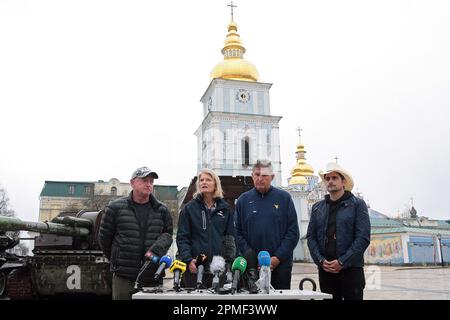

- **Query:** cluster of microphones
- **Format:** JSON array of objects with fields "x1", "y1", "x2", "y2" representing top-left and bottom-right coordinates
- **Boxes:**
[{"x1": 136, "y1": 248, "x2": 273, "y2": 294}]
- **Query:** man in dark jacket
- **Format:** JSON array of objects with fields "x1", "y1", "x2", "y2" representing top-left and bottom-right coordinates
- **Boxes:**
[
  {"x1": 307, "y1": 162, "x2": 370, "y2": 300},
  {"x1": 235, "y1": 160, "x2": 300, "y2": 289},
  {"x1": 99, "y1": 166, "x2": 173, "y2": 300}
]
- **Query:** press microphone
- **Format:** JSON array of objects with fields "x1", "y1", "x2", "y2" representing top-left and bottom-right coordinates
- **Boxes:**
[
  {"x1": 243, "y1": 249, "x2": 258, "y2": 293},
  {"x1": 169, "y1": 260, "x2": 187, "y2": 291},
  {"x1": 195, "y1": 253, "x2": 208, "y2": 289},
  {"x1": 134, "y1": 251, "x2": 161, "y2": 289},
  {"x1": 221, "y1": 234, "x2": 236, "y2": 263},
  {"x1": 221, "y1": 235, "x2": 236, "y2": 285},
  {"x1": 154, "y1": 255, "x2": 173, "y2": 280},
  {"x1": 231, "y1": 256, "x2": 247, "y2": 294},
  {"x1": 210, "y1": 255, "x2": 226, "y2": 292},
  {"x1": 257, "y1": 251, "x2": 271, "y2": 293},
  {"x1": 144, "y1": 250, "x2": 160, "y2": 264}
]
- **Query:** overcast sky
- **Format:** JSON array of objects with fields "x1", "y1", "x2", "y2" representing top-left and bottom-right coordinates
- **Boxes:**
[{"x1": 1, "y1": 0, "x2": 449, "y2": 222}]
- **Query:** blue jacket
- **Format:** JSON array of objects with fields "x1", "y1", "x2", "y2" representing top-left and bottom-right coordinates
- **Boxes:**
[
  {"x1": 307, "y1": 193, "x2": 371, "y2": 269},
  {"x1": 176, "y1": 195, "x2": 235, "y2": 264},
  {"x1": 235, "y1": 186, "x2": 300, "y2": 269}
]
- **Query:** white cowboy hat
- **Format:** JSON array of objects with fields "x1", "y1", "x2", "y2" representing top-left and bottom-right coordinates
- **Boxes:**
[{"x1": 318, "y1": 162, "x2": 354, "y2": 191}]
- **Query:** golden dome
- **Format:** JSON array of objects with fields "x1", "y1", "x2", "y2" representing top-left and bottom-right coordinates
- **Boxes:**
[
  {"x1": 210, "y1": 21, "x2": 259, "y2": 82},
  {"x1": 289, "y1": 175, "x2": 308, "y2": 185},
  {"x1": 289, "y1": 141, "x2": 315, "y2": 186}
]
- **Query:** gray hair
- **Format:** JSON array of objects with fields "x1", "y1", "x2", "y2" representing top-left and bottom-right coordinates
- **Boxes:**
[{"x1": 252, "y1": 160, "x2": 273, "y2": 173}]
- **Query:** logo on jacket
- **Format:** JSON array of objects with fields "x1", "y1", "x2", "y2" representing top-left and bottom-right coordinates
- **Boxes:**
[
  {"x1": 217, "y1": 211, "x2": 224, "y2": 218},
  {"x1": 274, "y1": 204, "x2": 279, "y2": 209}
]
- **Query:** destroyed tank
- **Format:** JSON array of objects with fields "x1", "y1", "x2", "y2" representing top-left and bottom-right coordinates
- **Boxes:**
[
  {"x1": 0, "y1": 211, "x2": 111, "y2": 299},
  {"x1": 0, "y1": 232, "x2": 21, "y2": 296}
]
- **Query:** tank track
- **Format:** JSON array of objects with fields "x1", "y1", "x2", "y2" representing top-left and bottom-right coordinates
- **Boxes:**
[{"x1": 6, "y1": 268, "x2": 33, "y2": 300}]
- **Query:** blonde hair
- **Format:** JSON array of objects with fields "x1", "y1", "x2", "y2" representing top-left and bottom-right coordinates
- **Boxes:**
[{"x1": 193, "y1": 168, "x2": 224, "y2": 199}]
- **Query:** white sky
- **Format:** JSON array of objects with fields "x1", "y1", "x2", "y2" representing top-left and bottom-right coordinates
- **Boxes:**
[{"x1": 1, "y1": 0, "x2": 449, "y2": 222}]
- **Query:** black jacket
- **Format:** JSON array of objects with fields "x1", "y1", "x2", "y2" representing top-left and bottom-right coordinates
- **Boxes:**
[
  {"x1": 176, "y1": 195, "x2": 235, "y2": 265},
  {"x1": 98, "y1": 192, "x2": 173, "y2": 280},
  {"x1": 307, "y1": 192, "x2": 370, "y2": 269}
]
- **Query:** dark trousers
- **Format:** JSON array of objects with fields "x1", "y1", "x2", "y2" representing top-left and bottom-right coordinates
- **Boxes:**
[
  {"x1": 271, "y1": 266, "x2": 292, "y2": 290},
  {"x1": 319, "y1": 267, "x2": 365, "y2": 300},
  {"x1": 112, "y1": 273, "x2": 161, "y2": 300}
]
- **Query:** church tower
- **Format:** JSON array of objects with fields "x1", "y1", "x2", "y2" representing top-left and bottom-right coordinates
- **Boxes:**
[
  {"x1": 195, "y1": 5, "x2": 282, "y2": 185},
  {"x1": 285, "y1": 128, "x2": 323, "y2": 261}
]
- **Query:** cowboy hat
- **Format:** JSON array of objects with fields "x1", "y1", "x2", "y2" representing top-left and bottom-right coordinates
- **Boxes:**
[{"x1": 318, "y1": 162, "x2": 354, "y2": 191}]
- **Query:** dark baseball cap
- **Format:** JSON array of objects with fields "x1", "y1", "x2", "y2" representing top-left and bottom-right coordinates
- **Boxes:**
[{"x1": 131, "y1": 166, "x2": 159, "y2": 180}]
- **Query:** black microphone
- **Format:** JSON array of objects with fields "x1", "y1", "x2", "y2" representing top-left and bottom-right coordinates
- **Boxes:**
[
  {"x1": 243, "y1": 249, "x2": 259, "y2": 293},
  {"x1": 221, "y1": 235, "x2": 236, "y2": 263},
  {"x1": 195, "y1": 253, "x2": 208, "y2": 289},
  {"x1": 221, "y1": 235, "x2": 236, "y2": 284}
]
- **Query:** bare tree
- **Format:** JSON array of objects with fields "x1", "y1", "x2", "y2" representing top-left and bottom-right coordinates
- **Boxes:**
[
  {"x1": 81, "y1": 190, "x2": 118, "y2": 211},
  {"x1": 0, "y1": 185, "x2": 29, "y2": 254},
  {"x1": 0, "y1": 185, "x2": 15, "y2": 218}
]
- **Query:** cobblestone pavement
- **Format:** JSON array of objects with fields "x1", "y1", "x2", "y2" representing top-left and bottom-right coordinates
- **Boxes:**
[{"x1": 291, "y1": 262, "x2": 450, "y2": 300}]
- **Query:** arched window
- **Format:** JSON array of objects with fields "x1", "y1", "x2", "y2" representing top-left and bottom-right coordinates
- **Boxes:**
[
  {"x1": 111, "y1": 187, "x2": 117, "y2": 196},
  {"x1": 242, "y1": 136, "x2": 250, "y2": 166}
]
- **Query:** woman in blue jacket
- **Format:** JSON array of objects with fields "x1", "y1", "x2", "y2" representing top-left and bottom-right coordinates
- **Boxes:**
[{"x1": 176, "y1": 168, "x2": 235, "y2": 288}]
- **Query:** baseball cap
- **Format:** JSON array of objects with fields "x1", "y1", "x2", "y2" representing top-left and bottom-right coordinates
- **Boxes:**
[{"x1": 131, "y1": 166, "x2": 159, "y2": 180}]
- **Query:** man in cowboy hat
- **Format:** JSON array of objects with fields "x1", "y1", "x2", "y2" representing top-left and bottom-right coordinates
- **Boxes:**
[{"x1": 306, "y1": 162, "x2": 370, "y2": 300}]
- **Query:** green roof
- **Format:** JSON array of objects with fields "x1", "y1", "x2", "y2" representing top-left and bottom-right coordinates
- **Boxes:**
[
  {"x1": 372, "y1": 227, "x2": 450, "y2": 236},
  {"x1": 370, "y1": 217, "x2": 404, "y2": 228},
  {"x1": 40, "y1": 181, "x2": 94, "y2": 198}
]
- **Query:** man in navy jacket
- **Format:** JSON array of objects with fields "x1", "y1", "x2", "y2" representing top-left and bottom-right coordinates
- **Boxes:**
[
  {"x1": 235, "y1": 160, "x2": 300, "y2": 289},
  {"x1": 307, "y1": 162, "x2": 370, "y2": 300}
]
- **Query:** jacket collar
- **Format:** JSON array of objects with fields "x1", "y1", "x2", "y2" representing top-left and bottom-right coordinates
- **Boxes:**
[
  {"x1": 325, "y1": 191, "x2": 354, "y2": 205},
  {"x1": 253, "y1": 185, "x2": 274, "y2": 197},
  {"x1": 194, "y1": 194, "x2": 228, "y2": 210},
  {"x1": 127, "y1": 191, "x2": 163, "y2": 210}
]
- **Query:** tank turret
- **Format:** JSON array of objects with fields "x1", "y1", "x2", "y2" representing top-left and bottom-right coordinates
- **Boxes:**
[{"x1": 0, "y1": 211, "x2": 111, "y2": 299}]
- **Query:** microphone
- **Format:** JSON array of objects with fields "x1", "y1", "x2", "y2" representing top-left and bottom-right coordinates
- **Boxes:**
[
  {"x1": 231, "y1": 256, "x2": 247, "y2": 294},
  {"x1": 220, "y1": 235, "x2": 236, "y2": 263},
  {"x1": 210, "y1": 255, "x2": 226, "y2": 292},
  {"x1": 195, "y1": 253, "x2": 208, "y2": 289},
  {"x1": 257, "y1": 251, "x2": 271, "y2": 293},
  {"x1": 133, "y1": 250, "x2": 160, "y2": 289},
  {"x1": 243, "y1": 249, "x2": 258, "y2": 293},
  {"x1": 169, "y1": 260, "x2": 187, "y2": 291},
  {"x1": 258, "y1": 250, "x2": 271, "y2": 267},
  {"x1": 221, "y1": 235, "x2": 236, "y2": 285},
  {"x1": 154, "y1": 255, "x2": 173, "y2": 280},
  {"x1": 144, "y1": 250, "x2": 160, "y2": 264}
]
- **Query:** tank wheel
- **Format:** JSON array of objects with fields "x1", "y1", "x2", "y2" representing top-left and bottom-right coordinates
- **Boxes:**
[
  {"x1": 6, "y1": 268, "x2": 33, "y2": 300},
  {"x1": 0, "y1": 271, "x2": 7, "y2": 296}
]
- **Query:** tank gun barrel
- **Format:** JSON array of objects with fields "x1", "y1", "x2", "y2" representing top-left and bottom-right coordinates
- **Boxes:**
[{"x1": 0, "y1": 216, "x2": 90, "y2": 236}]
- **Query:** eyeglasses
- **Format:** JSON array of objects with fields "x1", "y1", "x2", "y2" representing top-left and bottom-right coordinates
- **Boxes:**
[{"x1": 253, "y1": 173, "x2": 272, "y2": 178}]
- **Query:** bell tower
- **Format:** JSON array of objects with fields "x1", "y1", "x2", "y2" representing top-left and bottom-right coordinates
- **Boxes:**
[{"x1": 195, "y1": 4, "x2": 282, "y2": 185}]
